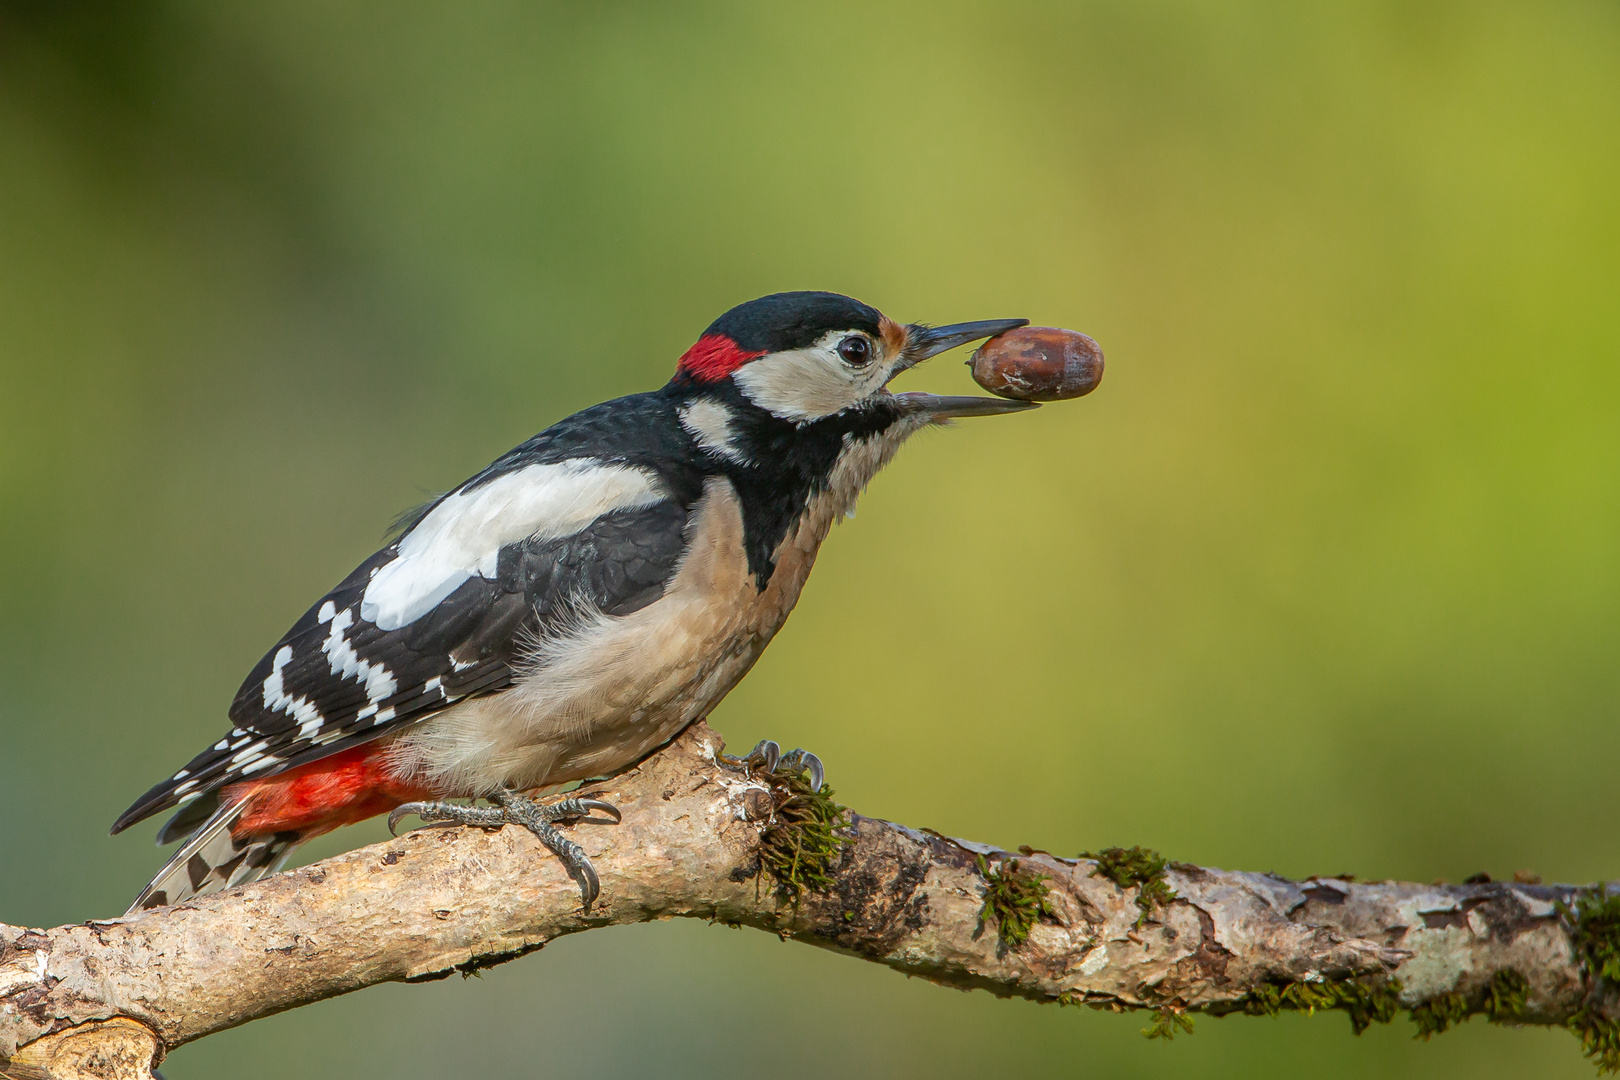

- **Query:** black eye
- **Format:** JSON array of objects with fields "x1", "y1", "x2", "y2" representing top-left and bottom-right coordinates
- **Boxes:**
[{"x1": 837, "y1": 336, "x2": 872, "y2": 366}]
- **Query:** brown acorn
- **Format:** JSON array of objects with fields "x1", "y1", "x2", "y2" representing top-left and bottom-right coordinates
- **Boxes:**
[{"x1": 968, "y1": 326, "x2": 1104, "y2": 402}]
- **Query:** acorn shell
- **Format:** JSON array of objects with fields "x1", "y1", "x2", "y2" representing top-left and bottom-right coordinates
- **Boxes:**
[{"x1": 969, "y1": 326, "x2": 1104, "y2": 402}]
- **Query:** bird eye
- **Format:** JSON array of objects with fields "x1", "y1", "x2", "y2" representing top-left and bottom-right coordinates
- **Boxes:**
[{"x1": 837, "y1": 336, "x2": 872, "y2": 366}]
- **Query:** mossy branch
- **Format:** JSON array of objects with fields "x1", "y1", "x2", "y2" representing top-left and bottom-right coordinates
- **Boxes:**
[
  {"x1": 1079, "y1": 846, "x2": 1176, "y2": 927},
  {"x1": 758, "y1": 771, "x2": 850, "y2": 905},
  {"x1": 976, "y1": 855, "x2": 1054, "y2": 948},
  {"x1": 3, "y1": 721, "x2": 1618, "y2": 1079}
]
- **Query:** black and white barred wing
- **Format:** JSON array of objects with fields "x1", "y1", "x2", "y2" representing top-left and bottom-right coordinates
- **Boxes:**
[{"x1": 112, "y1": 458, "x2": 690, "y2": 835}]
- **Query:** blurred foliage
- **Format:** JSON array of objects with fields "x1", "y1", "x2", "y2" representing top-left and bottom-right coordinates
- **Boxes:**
[{"x1": 1, "y1": 1, "x2": 1618, "y2": 1077}]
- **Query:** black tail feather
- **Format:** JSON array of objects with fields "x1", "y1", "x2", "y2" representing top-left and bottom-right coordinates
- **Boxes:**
[{"x1": 127, "y1": 796, "x2": 303, "y2": 914}]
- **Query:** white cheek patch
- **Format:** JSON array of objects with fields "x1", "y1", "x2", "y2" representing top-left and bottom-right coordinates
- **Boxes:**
[
  {"x1": 361, "y1": 459, "x2": 664, "y2": 630},
  {"x1": 679, "y1": 399, "x2": 749, "y2": 464},
  {"x1": 732, "y1": 331, "x2": 890, "y2": 422},
  {"x1": 734, "y1": 349, "x2": 862, "y2": 422}
]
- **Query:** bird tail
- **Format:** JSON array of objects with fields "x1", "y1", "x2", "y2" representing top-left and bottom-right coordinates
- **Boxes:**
[{"x1": 127, "y1": 795, "x2": 304, "y2": 914}]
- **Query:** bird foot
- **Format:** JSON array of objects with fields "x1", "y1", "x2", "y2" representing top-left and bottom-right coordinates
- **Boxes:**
[
  {"x1": 388, "y1": 791, "x2": 621, "y2": 910},
  {"x1": 719, "y1": 738, "x2": 825, "y2": 791}
]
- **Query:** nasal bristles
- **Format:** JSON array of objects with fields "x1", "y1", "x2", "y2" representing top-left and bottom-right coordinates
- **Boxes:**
[{"x1": 879, "y1": 315, "x2": 907, "y2": 356}]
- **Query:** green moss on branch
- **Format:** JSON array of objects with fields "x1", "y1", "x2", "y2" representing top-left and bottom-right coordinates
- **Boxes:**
[
  {"x1": 1234, "y1": 976, "x2": 1403, "y2": 1035},
  {"x1": 1561, "y1": 886, "x2": 1620, "y2": 1073},
  {"x1": 758, "y1": 772, "x2": 849, "y2": 905},
  {"x1": 1484, "y1": 969, "x2": 1530, "y2": 1023},
  {"x1": 1410, "y1": 992, "x2": 1470, "y2": 1039},
  {"x1": 976, "y1": 855, "x2": 1053, "y2": 948},
  {"x1": 1143, "y1": 1007, "x2": 1195, "y2": 1040},
  {"x1": 1078, "y1": 845, "x2": 1176, "y2": 926}
]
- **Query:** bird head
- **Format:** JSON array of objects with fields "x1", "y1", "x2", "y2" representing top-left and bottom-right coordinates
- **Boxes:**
[{"x1": 671, "y1": 291, "x2": 1034, "y2": 425}]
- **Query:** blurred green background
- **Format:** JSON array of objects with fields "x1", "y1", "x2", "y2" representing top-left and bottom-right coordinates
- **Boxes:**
[{"x1": 2, "y1": 1, "x2": 1618, "y2": 1076}]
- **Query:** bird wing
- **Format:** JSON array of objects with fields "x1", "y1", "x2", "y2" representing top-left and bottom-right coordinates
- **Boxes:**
[{"x1": 112, "y1": 457, "x2": 692, "y2": 835}]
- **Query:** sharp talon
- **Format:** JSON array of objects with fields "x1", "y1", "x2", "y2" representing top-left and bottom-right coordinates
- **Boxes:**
[
  {"x1": 577, "y1": 799, "x2": 622, "y2": 825},
  {"x1": 390, "y1": 799, "x2": 509, "y2": 834},
  {"x1": 490, "y1": 789, "x2": 608, "y2": 910},
  {"x1": 724, "y1": 737, "x2": 827, "y2": 789},
  {"x1": 773, "y1": 747, "x2": 826, "y2": 790},
  {"x1": 544, "y1": 796, "x2": 619, "y2": 825},
  {"x1": 576, "y1": 859, "x2": 601, "y2": 910},
  {"x1": 388, "y1": 803, "x2": 425, "y2": 836},
  {"x1": 747, "y1": 739, "x2": 781, "y2": 774}
]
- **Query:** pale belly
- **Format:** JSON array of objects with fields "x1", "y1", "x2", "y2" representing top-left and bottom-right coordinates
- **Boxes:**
[{"x1": 381, "y1": 465, "x2": 875, "y2": 795}]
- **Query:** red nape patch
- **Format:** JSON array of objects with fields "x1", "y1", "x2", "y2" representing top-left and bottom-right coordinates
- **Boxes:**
[
  {"x1": 226, "y1": 742, "x2": 433, "y2": 840},
  {"x1": 676, "y1": 333, "x2": 764, "y2": 381}
]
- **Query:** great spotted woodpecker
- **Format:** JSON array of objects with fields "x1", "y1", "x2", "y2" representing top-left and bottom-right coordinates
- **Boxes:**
[{"x1": 112, "y1": 291, "x2": 1033, "y2": 911}]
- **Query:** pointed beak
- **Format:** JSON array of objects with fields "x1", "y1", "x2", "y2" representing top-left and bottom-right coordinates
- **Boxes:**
[
  {"x1": 899, "y1": 318, "x2": 1029, "y2": 370},
  {"x1": 892, "y1": 391, "x2": 1039, "y2": 420},
  {"x1": 886, "y1": 317, "x2": 1035, "y2": 420}
]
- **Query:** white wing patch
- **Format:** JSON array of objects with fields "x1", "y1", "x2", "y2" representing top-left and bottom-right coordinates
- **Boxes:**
[{"x1": 361, "y1": 458, "x2": 666, "y2": 631}]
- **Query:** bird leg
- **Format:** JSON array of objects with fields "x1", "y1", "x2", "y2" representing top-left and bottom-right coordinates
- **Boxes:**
[
  {"x1": 388, "y1": 792, "x2": 621, "y2": 910},
  {"x1": 719, "y1": 738, "x2": 825, "y2": 791}
]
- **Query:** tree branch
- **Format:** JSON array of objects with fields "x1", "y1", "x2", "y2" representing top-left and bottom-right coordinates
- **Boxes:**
[{"x1": 2, "y1": 722, "x2": 1615, "y2": 1079}]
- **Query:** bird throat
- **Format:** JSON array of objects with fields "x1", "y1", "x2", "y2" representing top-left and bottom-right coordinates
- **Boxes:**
[{"x1": 727, "y1": 407, "x2": 924, "y2": 592}]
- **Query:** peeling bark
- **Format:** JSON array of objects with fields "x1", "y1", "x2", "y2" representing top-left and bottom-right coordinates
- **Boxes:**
[{"x1": 1, "y1": 722, "x2": 1613, "y2": 1079}]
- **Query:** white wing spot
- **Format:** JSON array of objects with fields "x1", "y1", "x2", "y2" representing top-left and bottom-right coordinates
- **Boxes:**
[
  {"x1": 318, "y1": 601, "x2": 337, "y2": 623},
  {"x1": 322, "y1": 608, "x2": 399, "y2": 704},
  {"x1": 230, "y1": 740, "x2": 269, "y2": 766},
  {"x1": 262, "y1": 646, "x2": 325, "y2": 729}
]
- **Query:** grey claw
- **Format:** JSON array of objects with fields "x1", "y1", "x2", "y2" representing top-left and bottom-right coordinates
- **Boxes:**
[
  {"x1": 775, "y1": 748, "x2": 826, "y2": 790},
  {"x1": 547, "y1": 796, "x2": 622, "y2": 825},
  {"x1": 720, "y1": 738, "x2": 825, "y2": 789},
  {"x1": 576, "y1": 798, "x2": 622, "y2": 825},
  {"x1": 747, "y1": 739, "x2": 781, "y2": 774},
  {"x1": 386, "y1": 792, "x2": 612, "y2": 909},
  {"x1": 388, "y1": 802, "x2": 427, "y2": 836},
  {"x1": 575, "y1": 860, "x2": 601, "y2": 910},
  {"x1": 546, "y1": 829, "x2": 601, "y2": 911},
  {"x1": 491, "y1": 790, "x2": 605, "y2": 912}
]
